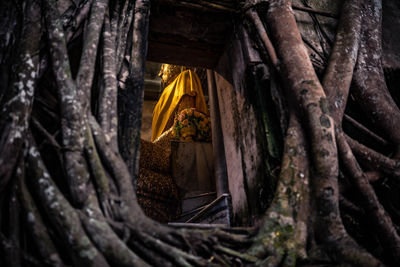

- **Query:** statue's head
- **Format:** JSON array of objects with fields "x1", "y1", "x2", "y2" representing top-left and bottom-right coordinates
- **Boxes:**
[
  {"x1": 158, "y1": 64, "x2": 183, "y2": 87},
  {"x1": 158, "y1": 64, "x2": 200, "y2": 87}
]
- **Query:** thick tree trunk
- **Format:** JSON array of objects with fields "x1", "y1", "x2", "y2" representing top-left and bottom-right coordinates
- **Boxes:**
[{"x1": 118, "y1": 0, "x2": 150, "y2": 180}]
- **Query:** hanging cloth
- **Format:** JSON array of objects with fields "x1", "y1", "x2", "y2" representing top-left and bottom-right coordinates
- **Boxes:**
[{"x1": 151, "y1": 70, "x2": 208, "y2": 141}]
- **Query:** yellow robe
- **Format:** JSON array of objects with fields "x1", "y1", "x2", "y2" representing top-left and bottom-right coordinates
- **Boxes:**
[{"x1": 151, "y1": 70, "x2": 208, "y2": 141}]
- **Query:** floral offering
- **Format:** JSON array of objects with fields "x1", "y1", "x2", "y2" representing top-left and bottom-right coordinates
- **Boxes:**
[{"x1": 173, "y1": 108, "x2": 211, "y2": 142}]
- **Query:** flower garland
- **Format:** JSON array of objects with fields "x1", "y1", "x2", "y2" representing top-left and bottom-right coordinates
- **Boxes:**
[{"x1": 173, "y1": 108, "x2": 211, "y2": 142}]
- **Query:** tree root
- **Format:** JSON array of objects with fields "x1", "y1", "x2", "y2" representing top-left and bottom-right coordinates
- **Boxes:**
[
  {"x1": 343, "y1": 114, "x2": 389, "y2": 148},
  {"x1": 80, "y1": 195, "x2": 148, "y2": 267},
  {"x1": 137, "y1": 231, "x2": 212, "y2": 267},
  {"x1": 84, "y1": 122, "x2": 116, "y2": 219},
  {"x1": 346, "y1": 134, "x2": 400, "y2": 179},
  {"x1": 25, "y1": 135, "x2": 108, "y2": 266},
  {"x1": 246, "y1": 115, "x2": 308, "y2": 266},
  {"x1": 337, "y1": 132, "x2": 400, "y2": 264},
  {"x1": 352, "y1": 0, "x2": 400, "y2": 147},
  {"x1": 75, "y1": 0, "x2": 108, "y2": 99},
  {"x1": 43, "y1": 0, "x2": 90, "y2": 206},
  {"x1": 98, "y1": 8, "x2": 119, "y2": 151},
  {"x1": 17, "y1": 159, "x2": 65, "y2": 267},
  {"x1": 0, "y1": 0, "x2": 41, "y2": 191}
]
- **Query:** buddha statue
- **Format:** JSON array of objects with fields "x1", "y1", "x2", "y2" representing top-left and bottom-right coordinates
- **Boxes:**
[
  {"x1": 137, "y1": 64, "x2": 210, "y2": 222},
  {"x1": 151, "y1": 64, "x2": 208, "y2": 142}
]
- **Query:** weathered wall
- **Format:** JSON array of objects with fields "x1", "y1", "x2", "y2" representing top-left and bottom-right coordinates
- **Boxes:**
[{"x1": 213, "y1": 25, "x2": 275, "y2": 226}]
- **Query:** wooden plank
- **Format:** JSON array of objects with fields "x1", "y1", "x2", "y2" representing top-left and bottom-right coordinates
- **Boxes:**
[
  {"x1": 149, "y1": 5, "x2": 232, "y2": 43},
  {"x1": 148, "y1": 32, "x2": 224, "y2": 53},
  {"x1": 147, "y1": 1, "x2": 234, "y2": 67},
  {"x1": 147, "y1": 40, "x2": 219, "y2": 68},
  {"x1": 155, "y1": 0, "x2": 238, "y2": 13}
]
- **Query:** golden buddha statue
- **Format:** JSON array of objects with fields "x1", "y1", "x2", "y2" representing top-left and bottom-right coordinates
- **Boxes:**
[
  {"x1": 151, "y1": 64, "x2": 208, "y2": 142},
  {"x1": 159, "y1": 64, "x2": 182, "y2": 87},
  {"x1": 137, "y1": 64, "x2": 210, "y2": 223}
]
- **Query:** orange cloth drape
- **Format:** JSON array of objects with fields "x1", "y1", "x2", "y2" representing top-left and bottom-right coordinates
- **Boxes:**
[{"x1": 151, "y1": 70, "x2": 208, "y2": 141}]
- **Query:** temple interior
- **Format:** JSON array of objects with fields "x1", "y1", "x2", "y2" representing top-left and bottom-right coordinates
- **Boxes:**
[
  {"x1": 135, "y1": 0, "x2": 273, "y2": 227},
  {"x1": 138, "y1": 61, "x2": 224, "y2": 225}
]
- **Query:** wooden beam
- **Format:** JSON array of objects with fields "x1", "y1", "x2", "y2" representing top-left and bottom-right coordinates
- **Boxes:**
[
  {"x1": 292, "y1": 4, "x2": 338, "y2": 19},
  {"x1": 156, "y1": 0, "x2": 238, "y2": 13},
  {"x1": 147, "y1": 1, "x2": 234, "y2": 67},
  {"x1": 207, "y1": 70, "x2": 229, "y2": 196},
  {"x1": 147, "y1": 40, "x2": 219, "y2": 68}
]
